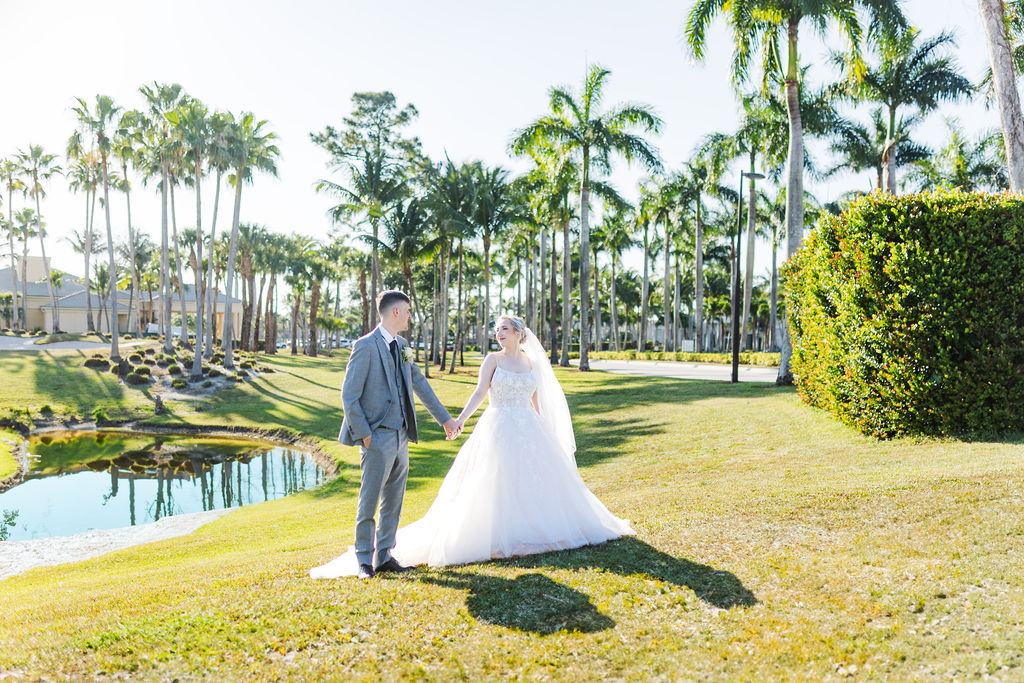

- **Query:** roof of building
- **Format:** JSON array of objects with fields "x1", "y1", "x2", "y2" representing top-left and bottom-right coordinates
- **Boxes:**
[
  {"x1": 40, "y1": 290, "x2": 132, "y2": 312},
  {"x1": 0, "y1": 267, "x2": 85, "y2": 298}
]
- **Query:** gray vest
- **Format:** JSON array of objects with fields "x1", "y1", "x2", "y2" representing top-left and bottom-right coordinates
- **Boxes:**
[{"x1": 378, "y1": 345, "x2": 410, "y2": 431}]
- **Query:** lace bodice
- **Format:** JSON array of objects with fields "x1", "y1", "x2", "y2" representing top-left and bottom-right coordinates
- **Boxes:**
[{"x1": 488, "y1": 366, "x2": 537, "y2": 408}]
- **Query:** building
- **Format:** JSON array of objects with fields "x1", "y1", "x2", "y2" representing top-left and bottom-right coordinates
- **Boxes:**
[{"x1": 0, "y1": 256, "x2": 240, "y2": 337}]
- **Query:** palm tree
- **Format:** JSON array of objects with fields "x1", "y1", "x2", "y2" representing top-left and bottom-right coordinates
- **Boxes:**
[
  {"x1": 600, "y1": 205, "x2": 635, "y2": 352},
  {"x1": 470, "y1": 163, "x2": 521, "y2": 349},
  {"x1": 833, "y1": 29, "x2": 973, "y2": 193},
  {"x1": 169, "y1": 97, "x2": 213, "y2": 379},
  {"x1": 0, "y1": 160, "x2": 22, "y2": 329},
  {"x1": 221, "y1": 112, "x2": 279, "y2": 370},
  {"x1": 65, "y1": 156, "x2": 100, "y2": 332},
  {"x1": 827, "y1": 108, "x2": 931, "y2": 190},
  {"x1": 139, "y1": 81, "x2": 186, "y2": 352},
  {"x1": 65, "y1": 227, "x2": 103, "y2": 322},
  {"x1": 112, "y1": 114, "x2": 146, "y2": 336},
  {"x1": 17, "y1": 145, "x2": 63, "y2": 333},
  {"x1": 979, "y1": 0, "x2": 1024, "y2": 189},
  {"x1": 204, "y1": 111, "x2": 232, "y2": 357},
  {"x1": 512, "y1": 65, "x2": 662, "y2": 370},
  {"x1": 908, "y1": 119, "x2": 1008, "y2": 191},
  {"x1": 686, "y1": 0, "x2": 908, "y2": 381},
  {"x1": 13, "y1": 209, "x2": 37, "y2": 330},
  {"x1": 73, "y1": 95, "x2": 124, "y2": 360}
]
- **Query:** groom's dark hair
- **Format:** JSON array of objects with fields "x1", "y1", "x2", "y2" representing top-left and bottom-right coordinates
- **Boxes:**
[{"x1": 377, "y1": 290, "x2": 410, "y2": 315}]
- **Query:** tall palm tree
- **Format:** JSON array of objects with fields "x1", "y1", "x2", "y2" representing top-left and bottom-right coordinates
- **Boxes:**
[
  {"x1": 0, "y1": 160, "x2": 22, "y2": 329},
  {"x1": 204, "y1": 111, "x2": 232, "y2": 357},
  {"x1": 169, "y1": 97, "x2": 212, "y2": 379},
  {"x1": 686, "y1": 0, "x2": 908, "y2": 382},
  {"x1": 827, "y1": 108, "x2": 931, "y2": 190},
  {"x1": 600, "y1": 205, "x2": 635, "y2": 352},
  {"x1": 13, "y1": 208, "x2": 37, "y2": 330},
  {"x1": 139, "y1": 81, "x2": 186, "y2": 352},
  {"x1": 17, "y1": 145, "x2": 63, "y2": 333},
  {"x1": 909, "y1": 118, "x2": 1008, "y2": 191},
  {"x1": 470, "y1": 163, "x2": 521, "y2": 348},
  {"x1": 112, "y1": 113, "x2": 146, "y2": 336},
  {"x1": 979, "y1": 0, "x2": 1024, "y2": 189},
  {"x1": 73, "y1": 95, "x2": 124, "y2": 360},
  {"x1": 65, "y1": 156, "x2": 100, "y2": 332},
  {"x1": 512, "y1": 65, "x2": 662, "y2": 370},
  {"x1": 833, "y1": 28, "x2": 973, "y2": 193},
  {"x1": 221, "y1": 112, "x2": 279, "y2": 370}
]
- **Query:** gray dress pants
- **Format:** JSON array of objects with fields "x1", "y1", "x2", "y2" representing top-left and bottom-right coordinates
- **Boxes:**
[{"x1": 354, "y1": 426, "x2": 409, "y2": 568}]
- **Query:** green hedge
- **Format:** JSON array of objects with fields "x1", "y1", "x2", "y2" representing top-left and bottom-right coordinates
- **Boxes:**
[{"x1": 785, "y1": 189, "x2": 1024, "y2": 437}]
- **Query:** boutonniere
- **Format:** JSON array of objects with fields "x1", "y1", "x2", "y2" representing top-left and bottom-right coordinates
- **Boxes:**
[{"x1": 402, "y1": 345, "x2": 414, "y2": 365}]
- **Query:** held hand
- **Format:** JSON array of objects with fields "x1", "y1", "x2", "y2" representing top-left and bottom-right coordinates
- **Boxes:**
[
  {"x1": 443, "y1": 418, "x2": 462, "y2": 440},
  {"x1": 362, "y1": 434, "x2": 372, "y2": 449}
]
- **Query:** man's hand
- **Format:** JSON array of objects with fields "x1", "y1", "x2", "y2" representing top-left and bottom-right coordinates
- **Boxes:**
[
  {"x1": 443, "y1": 419, "x2": 462, "y2": 440},
  {"x1": 361, "y1": 434, "x2": 372, "y2": 449}
]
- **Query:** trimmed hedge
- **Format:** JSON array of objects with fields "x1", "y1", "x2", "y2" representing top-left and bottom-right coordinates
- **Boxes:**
[
  {"x1": 785, "y1": 189, "x2": 1024, "y2": 437},
  {"x1": 576, "y1": 350, "x2": 780, "y2": 367}
]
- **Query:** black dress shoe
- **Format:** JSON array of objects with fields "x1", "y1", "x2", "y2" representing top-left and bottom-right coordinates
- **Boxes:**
[
  {"x1": 374, "y1": 558, "x2": 410, "y2": 574},
  {"x1": 357, "y1": 563, "x2": 375, "y2": 579}
]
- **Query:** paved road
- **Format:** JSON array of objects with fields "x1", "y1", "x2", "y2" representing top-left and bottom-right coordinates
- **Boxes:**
[
  {"x1": 572, "y1": 358, "x2": 779, "y2": 383},
  {"x1": 0, "y1": 336, "x2": 145, "y2": 351}
]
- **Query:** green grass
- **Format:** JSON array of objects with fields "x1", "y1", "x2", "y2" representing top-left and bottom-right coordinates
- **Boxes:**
[
  {"x1": 0, "y1": 429, "x2": 18, "y2": 480},
  {"x1": 582, "y1": 350, "x2": 781, "y2": 366},
  {"x1": 1, "y1": 352, "x2": 1023, "y2": 678},
  {"x1": 32, "y1": 332, "x2": 108, "y2": 345}
]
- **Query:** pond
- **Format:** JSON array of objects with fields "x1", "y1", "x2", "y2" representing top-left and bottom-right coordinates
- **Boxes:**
[{"x1": 0, "y1": 431, "x2": 326, "y2": 541}]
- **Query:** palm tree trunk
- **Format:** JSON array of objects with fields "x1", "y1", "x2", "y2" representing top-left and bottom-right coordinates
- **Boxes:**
[
  {"x1": 358, "y1": 268, "x2": 368, "y2": 335},
  {"x1": 449, "y1": 239, "x2": 465, "y2": 374},
  {"x1": 100, "y1": 153, "x2": 120, "y2": 361},
  {"x1": 190, "y1": 157, "x2": 206, "y2": 381},
  {"x1": 662, "y1": 219, "x2": 671, "y2": 352},
  {"x1": 741, "y1": 164, "x2": 757, "y2": 350},
  {"x1": 290, "y1": 289, "x2": 301, "y2": 355},
  {"x1": 32, "y1": 186, "x2": 59, "y2": 334},
  {"x1": 370, "y1": 217, "x2": 380, "y2": 328},
  {"x1": 549, "y1": 225, "x2": 558, "y2": 363},
  {"x1": 253, "y1": 273, "x2": 266, "y2": 353},
  {"x1": 170, "y1": 184, "x2": 188, "y2": 349},
  {"x1": 7, "y1": 186, "x2": 19, "y2": 330},
  {"x1": 778, "y1": 18, "x2": 805, "y2": 385},
  {"x1": 221, "y1": 164, "x2": 245, "y2": 370},
  {"x1": 578, "y1": 158, "x2": 591, "y2": 371},
  {"x1": 694, "y1": 195, "x2": 704, "y2": 353},
  {"x1": 307, "y1": 280, "x2": 320, "y2": 357},
  {"x1": 769, "y1": 221, "x2": 779, "y2": 351},
  {"x1": 610, "y1": 252, "x2": 620, "y2": 352},
  {"x1": 264, "y1": 274, "x2": 277, "y2": 354},
  {"x1": 639, "y1": 221, "x2": 650, "y2": 352},
  {"x1": 559, "y1": 214, "x2": 571, "y2": 367},
  {"x1": 883, "y1": 105, "x2": 899, "y2": 194},
  {"x1": 592, "y1": 246, "x2": 600, "y2": 352},
  {"x1": 980, "y1": 0, "x2": 1024, "y2": 190},
  {"x1": 204, "y1": 169, "x2": 222, "y2": 358},
  {"x1": 85, "y1": 187, "x2": 97, "y2": 332},
  {"x1": 160, "y1": 170, "x2": 172, "y2": 351},
  {"x1": 539, "y1": 229, "x2": 547, "y2": 344},
  {"x1": 673, "y1": 253, "x2": 681, "y2": 351}
]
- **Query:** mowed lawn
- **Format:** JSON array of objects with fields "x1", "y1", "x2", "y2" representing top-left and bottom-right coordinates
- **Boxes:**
[{"x1": 0, "y1": 349, "x2": 1023, "y2": 679}]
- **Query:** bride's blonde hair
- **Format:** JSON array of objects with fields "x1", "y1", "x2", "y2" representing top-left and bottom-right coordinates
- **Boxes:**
[{"x1": 494, "y1": 314, "x2": 528, "y2": 344}]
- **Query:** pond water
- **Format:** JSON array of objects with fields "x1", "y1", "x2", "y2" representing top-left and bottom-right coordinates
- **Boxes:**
[{"x1": 0, "y1": 431, "x2": 326, "y2": 541}]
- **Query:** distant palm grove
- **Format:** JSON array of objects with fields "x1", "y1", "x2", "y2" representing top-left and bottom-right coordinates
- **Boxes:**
[{"x1": 5, "y1": 0, "x2": 1024, "y2": 385}]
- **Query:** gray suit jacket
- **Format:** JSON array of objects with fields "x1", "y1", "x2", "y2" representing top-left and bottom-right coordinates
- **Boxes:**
[{"x1": 339, "y1": 330, "x2": 451, "y2": 445}]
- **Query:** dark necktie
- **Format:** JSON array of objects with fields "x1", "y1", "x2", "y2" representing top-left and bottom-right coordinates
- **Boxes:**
[{"x1": 388, "y1": 339, "x2": 399, "y2": 370}]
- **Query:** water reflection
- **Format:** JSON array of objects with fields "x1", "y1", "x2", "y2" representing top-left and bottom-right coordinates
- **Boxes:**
[{"x1": 0, "y1": 432, "x2": 325, "y2": 541}]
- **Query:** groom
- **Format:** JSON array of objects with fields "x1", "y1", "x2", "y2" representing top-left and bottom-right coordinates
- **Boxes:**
[{"x1": 339, "y1": 290, "x2": 461, "y2": 579}]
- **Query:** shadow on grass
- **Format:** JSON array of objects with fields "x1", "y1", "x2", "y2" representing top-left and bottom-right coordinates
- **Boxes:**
[{"x1": 397, "y1": 537, "x2": 756, "y2": 635}]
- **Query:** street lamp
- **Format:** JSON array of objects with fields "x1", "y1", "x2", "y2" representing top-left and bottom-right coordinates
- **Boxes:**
[{"x1": 732, "y1": 170, "x2": 764, "y2": 383}]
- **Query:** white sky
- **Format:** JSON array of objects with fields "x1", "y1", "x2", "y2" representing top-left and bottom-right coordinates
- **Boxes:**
[{"x1": 0, "y1": 0, "x2": 997, "y2": 298}]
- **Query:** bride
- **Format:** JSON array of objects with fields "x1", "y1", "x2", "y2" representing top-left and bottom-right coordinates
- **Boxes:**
[{"x1": 311, "y1": 315, "x2": 632, "y2": 577}]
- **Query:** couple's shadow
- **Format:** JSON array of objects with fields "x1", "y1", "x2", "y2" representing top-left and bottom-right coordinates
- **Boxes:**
[{"x1": 390, "y1": 537, "x2": 757, "y2": 635}]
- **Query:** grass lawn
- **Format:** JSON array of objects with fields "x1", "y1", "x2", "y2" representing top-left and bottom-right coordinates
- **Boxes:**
[
  {"x1": 0, "y1": 429, "x2": 18, "y2": 480},
  {"x1": 32, "y1": 332, "x2": 109, "y2": 345},
  {"x1": 1, "y1": 350, "x2": 1023, "y2": 678}
]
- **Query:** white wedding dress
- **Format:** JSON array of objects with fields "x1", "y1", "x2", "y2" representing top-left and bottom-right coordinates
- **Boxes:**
[{"x1": 311, "y1": 362, "x2": 633, "y2": 578}]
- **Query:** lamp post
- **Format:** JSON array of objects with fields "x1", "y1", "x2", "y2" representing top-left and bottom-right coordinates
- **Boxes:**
[{"x1": 732, "y1": 170, "x2": 764, "y2": 383}]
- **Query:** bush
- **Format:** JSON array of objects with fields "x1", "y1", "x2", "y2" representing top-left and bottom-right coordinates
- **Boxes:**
[
  {"x1": 143, "y1": 358, "x2": 156, "y2": 366},
  {"x1": 39, "y1": 404, "x2": 53, "y2": 415},
  {"x1": 125, "y1": 372, "x2": 149, "y2": 385},
  {"x1": 240, "y1": 361, "x2": 255, "y2": 370},
  {"x1": 171, "y1": 378, "x2": 187, "y2": 389},
  {"x1": 128, "y1": 353, "x2": 143, "y2": 364},
  {"x1": 92, "y1": 407, "x2": 109, "y2": 425},
  {"x1": 202, "y1": 380, "x2": 213, "y2": 388},
  {"x1": 134, "y1": 365, "x2": 151, "y2": 377},
  {"x1": 785, "y1": 189, "x2": 1024, "y2": 438},
  {"x1": 207, "y1": 368, "x2": 222, "y2": 378},
  {"x1": 167, "y1": 364, "x2": 182, "y2": 375},
  {"x1": 84, "y1": 357, "x2": 109, "y2": 369},
  {"x1": 144, "y1": 347, "x2": 156, "y2": 356}
]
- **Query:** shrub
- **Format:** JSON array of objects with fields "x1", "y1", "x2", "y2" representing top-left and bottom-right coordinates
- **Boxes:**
[
  {"x1": 171, "y1": 378, "x2": 187, "y2": 389},
  {"x1": 167, "y1": 364, "x2": 182, "y2": 375},
  {"x1": 143, "y1": 358, "x2": 156, "y2": 366},
  {"x1": 785, "y1": 189, "x2": 1024, "y2": 438},
  {"x1": 125, "y1": 372, "x2": 149, "y2": 385},
  {"x1": 134, "y1": 365, "x2": 151, "y2": 377},
  {"x1": 240, "y1": 361, "x2": 255, "y2": 370},
  {"x1": 202, "y1": 380, "x2": 213, "y2": 388},
  {"x1": 84, "y1": 357, "x2": 109, "y2": 369},
  {"x1": 39, "y1": 404, "x2": 53, "y2": 415},
  {"x1": 207, "y1": 368, "x2": 222, "y2": 378},
  {"x1": 128, "y1": 353, "x2": 143, "y2": 364},
  {"x1": 201, "y1": 364, "x2": 210, "y2": 374},
  {"x1": 92, "y1": 407, "x2": 109, "y2": 425},
  {"x1": 144, "y1": 347, "x2": 156, "y2": 356}
]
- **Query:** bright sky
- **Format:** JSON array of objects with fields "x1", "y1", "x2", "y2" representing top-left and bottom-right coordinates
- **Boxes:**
[{"x1": 0, "y1": 0, "x2": 997, "y2": 295}]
